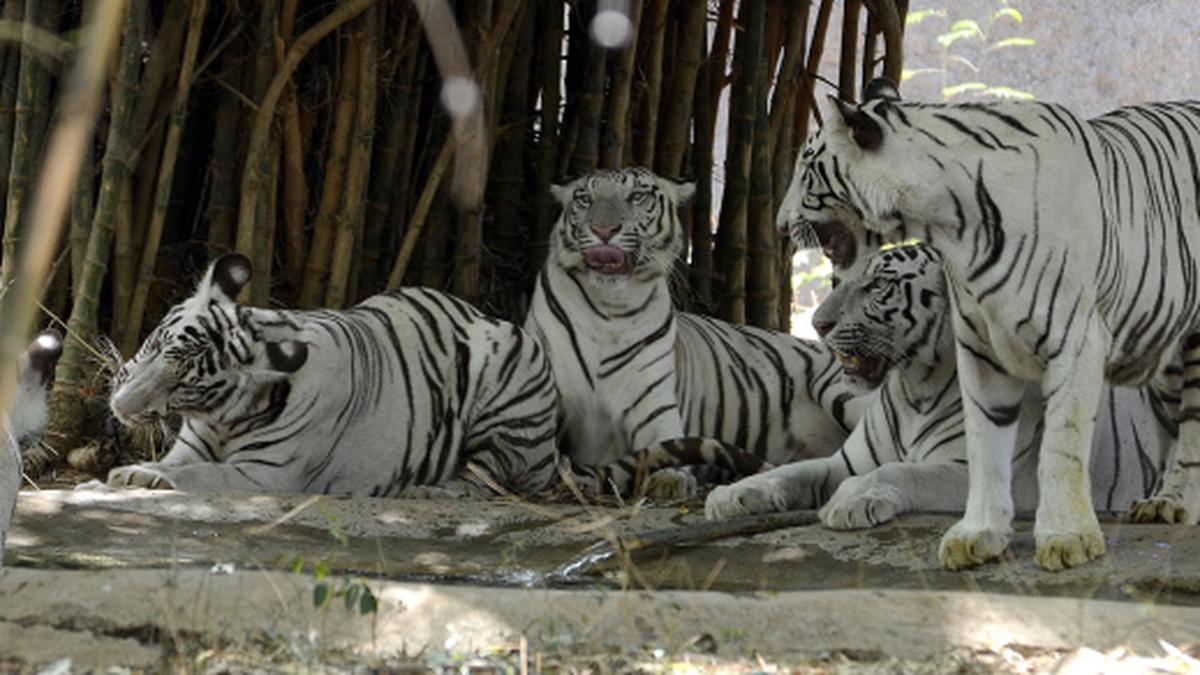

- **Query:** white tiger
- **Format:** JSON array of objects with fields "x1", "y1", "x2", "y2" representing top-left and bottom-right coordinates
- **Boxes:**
[
  {"x1": 103, "y1": 254, "x2": 753, "y2": 498},
  {"x1": 1, "y1": 330, "x2": 63, "y2": 564},
  {"x1": 706, "y1": 243, "x2": 1173, "y2": 528},
  {"x1": 526, "y1": 167, "x2": 869, "y2": 497},
  {"x1": 780, "y1": 77, "x2": 1200, "y2": 571}
]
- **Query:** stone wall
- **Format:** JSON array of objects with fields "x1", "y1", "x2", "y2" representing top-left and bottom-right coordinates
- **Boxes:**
[{"x1": 889, "y1": 0, "x2": 1200, "y2": 115}]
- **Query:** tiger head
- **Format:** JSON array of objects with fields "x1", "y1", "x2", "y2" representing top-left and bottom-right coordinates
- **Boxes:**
[
  {"x1": 777, "y1": 78, "x2": 915, "y2": 276},
  {"x1": 812, "y1": 244, "x2": 950, "y2": 392},
  {"x1": 549, "y1": 167, "x2": 695, "y2": 284},
  {"x1": 109, "y1": 254, "x2": 308, "y2": 426}
]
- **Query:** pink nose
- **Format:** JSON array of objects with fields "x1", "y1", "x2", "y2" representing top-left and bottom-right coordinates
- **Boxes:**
[{"x1": 591, "y1": 224, "x2": 620, "y2": 243}]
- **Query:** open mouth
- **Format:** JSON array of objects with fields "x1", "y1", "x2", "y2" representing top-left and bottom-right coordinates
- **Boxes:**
[
  {"x1": 813, "y1": 221, "x2": 856, "y2": 269},
  {"x1": 834, "y1": 350, "x2": 890, "y2": 388},
  {"x1": 583, "y1": 245, "x2": 632, "y2": 275}
]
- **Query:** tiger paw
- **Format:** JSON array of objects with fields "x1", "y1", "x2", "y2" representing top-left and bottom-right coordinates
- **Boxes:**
[
  {"x1": 704, "y1": 475, "x2": 787, "y2": 520},
  {"x1": 106, "y1": 464, "x2": 177, "y2": 490},
  {"x1": 1129, "y1": 496, "x2": 1196, "y2": 524},
  {"x1": 937, "y1": 520, "x2": 1011, "y2": 570},
  {"x1": 820, "y1": 476, "x2": 904, "y2": 530},
  {"x1": 1034, "y1": 528, "x2": 1105, "y2": 571},
  {"x1": 643, "y1": 468, "x2": 697, "y2": 502}
]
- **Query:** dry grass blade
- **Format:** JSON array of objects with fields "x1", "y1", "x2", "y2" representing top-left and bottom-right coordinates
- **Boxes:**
[{"x1": 0, "y1": 1, "x2": 127, "y2": 426}]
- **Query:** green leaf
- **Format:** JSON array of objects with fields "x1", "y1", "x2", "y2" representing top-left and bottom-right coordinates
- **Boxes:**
[
  {"x1": 359, "y1": 587, "x2": 378, "y2": 615},
  {"x1": 344, "y1": 584, "x2": 361, "y2": 610},
  {"x1": 984, "y1": 86, "x2": 1035, "y2": 100},
  {"x1": 948, "y1": 19, "x2": 982, "y2": 35},
  {"x1": 313, "y1": 561, "x2": 328, "y2": 583},
  {"x1": 991, "y1": 37, "x2": 1036, "y2": 49},
  {"x1": 993, "y1": 7, "x2": 1023, "y2": 22},
  {"x1": 291, "y1": 558, "x2": 304, "y2": 575},
  {"x1": 937, "y1": 28, "x2": 981, "y2": 48},
  {"x1": 901, "y1": 67, "x2": 943, "y2": 82},
  {"x1": 906, "y1": 8, "x2": 946, "y2": 26},
  {"x1": 313, "y1": 583, "x2": 331, "y2": 609},
  {"x1": 941, "y1": 82, "x2": 987, "y2": 99}
]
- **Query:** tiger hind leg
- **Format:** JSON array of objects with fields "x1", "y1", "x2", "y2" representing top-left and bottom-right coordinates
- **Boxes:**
[{"x1": 1130, "y1": 329, "x2": 1200, "y2": 524}]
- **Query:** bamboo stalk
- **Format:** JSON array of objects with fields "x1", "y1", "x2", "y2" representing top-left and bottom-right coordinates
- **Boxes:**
[
  {"x1": 565, "y1": 35, "x2": 606, "y2": 175},
  {"x1": 34, "y1": 0, "x2": 136, "y2": 471},
  {"x1": 362, "y1": 10, "x2": 420, "y2": 295},
  {"x1": 236, "y1": 0, "x2": 379, "y2": 304},
  {"x1": 653, "y1": 0, "x2": 704, "y2": 178},
  {"x1": 0, "y1": 0, "x2": 23, "y2": 234},
  {"x1": 716, "y1": 0, "x2": 765, "y2": 324},
  {"x1": 689, "y1": 30, "x2": 714, "y2": 315},
  {"x1": 633, "y1": 0, "x2": 668, "y2": 169},
  {"x1": 706, "y1": 0, "x2": 735, "y2": 141},
  {"x1": 769, "y1": 1, "x2": 809, "y2": 206},
  {"x1": 746, "y1": 56, "x2": 775, "y2": 329},
  {"x1": 2, "y1": 0, "x2": 59, "y2": 286},
  {"x1": 863, "y1": 0, "x2": 903, "y2": 84},
  {"x1": 298, "y1": 29, "x2": 360, "y2": 309},
  {"x1": 796, "y1": 0, "x2": 834, "y2": 144},
  {"x1": 598, "y1": 0, "x2": 642, "y2": 168},
  {"x1": 838, "y1": 0, "x2": 861, "y2": 102},
  {"x1": 532, "y1": 0, "x2": 562, "y2": 268},
  {"x1": 387, "y1": 135, "x2": 455, "y2": 290},
  {"x1": 205, "y1": 43, "x2": 242, "y2": 256},
  {"x1": 326, "y1": 7, "x2": 377, "y2": 309},
  {"x1": 122, "y1": 0, "x2": 207, "y2": 355}
]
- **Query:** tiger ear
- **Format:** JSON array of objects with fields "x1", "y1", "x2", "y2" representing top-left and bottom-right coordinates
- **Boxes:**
[
  {"x1": 265, "y1": 340, "x2": 308, "y2": 373},
  {"x1": 550, "y1": 182, "x2": 575, "y2": 206},
  {"x1": 826, "y1": 95, "x2": 884, "y2": 152},
  {"x1": 863, "y1": 77, "x2": 901, "y2": 102},
  {"x1": 665, "y1": 180, "x2": 696, "y2": 205},
  {"x1": 204, "y1": 253, "x2": 253, "y2": 303}
]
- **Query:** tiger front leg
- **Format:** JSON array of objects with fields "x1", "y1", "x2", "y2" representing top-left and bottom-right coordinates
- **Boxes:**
[
  {"x1": 105, "y1": 421, "x2": 215, "y2": 490},
  {"x1": 937, "y1": 339, "x2": 1026, "y2": 570},
  {"x1": 1131, "y1": 328, "x2": 1200, "y2": 525},
  {"x1": 1029, "y1": 337, "x2": 1107, "y2": 571},
  {"x1": 706, "y1": 456, "x2": 849, "y2": 519}
]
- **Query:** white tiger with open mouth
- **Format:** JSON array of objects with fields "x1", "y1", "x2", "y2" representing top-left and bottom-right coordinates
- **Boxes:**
[{"x1": 706, "y1": 243, "x2": 1173, "y2": 529}]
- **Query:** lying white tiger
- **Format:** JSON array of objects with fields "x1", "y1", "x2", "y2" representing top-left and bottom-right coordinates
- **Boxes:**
[
  {"x1": 104, "y1": 254, "x2": 759, "y2": 497},
  {"x1": 526, "y1": 167, "x2": 868, "y2": 496},
  {"x1": 782, "y1": 77, "x2": 1200, "y2": 571},
  {"x1": 706, "y1": 244, "x2": 1173, "y2": 528},
  {"x1": 1, "y1": 330, "x2": 63, "y2": 564}
]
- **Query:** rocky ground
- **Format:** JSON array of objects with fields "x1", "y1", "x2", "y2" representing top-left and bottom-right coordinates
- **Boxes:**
[{"x1": 3, "y1": 490, "x2": 1200, "y2": 672}]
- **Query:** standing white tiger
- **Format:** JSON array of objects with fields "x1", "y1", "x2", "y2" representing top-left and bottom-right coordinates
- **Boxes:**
[
  {"x1": 526, "y1": 167, "x2": 868, "y2": 495},
  {"x1": 782, "y1": 77, "x2": 1200, "y2": 570},
  {"x1": 706, "y1": 244, "x2": 1173, "y2": 528}
]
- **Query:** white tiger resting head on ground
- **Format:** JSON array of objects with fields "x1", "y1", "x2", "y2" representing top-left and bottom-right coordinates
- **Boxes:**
[
  {"x1": 706, "y1": 243, "x2": 1171, "y2": 528},
  {"x1": 527, "y1": 167, "x2": 864, "y2": 499},
  {"x1": 1, "y1": 330, "x2": 63, "y2": 565},
  {"x1": 774, "y1": 76, "x2": 1200, "y2": 572},
  {"x1": 103, "y1": 253, "x2": 755, "y2": 498}
]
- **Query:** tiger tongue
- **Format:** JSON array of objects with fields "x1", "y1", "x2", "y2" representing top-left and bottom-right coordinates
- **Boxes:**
[{"x1": 583, "y1": 246, "x2": 630, "y2": 275}]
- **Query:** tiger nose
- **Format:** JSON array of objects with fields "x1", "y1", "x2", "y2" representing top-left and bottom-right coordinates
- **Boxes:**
[
  {"x1": 812, "y1": 319, "x2": 836, "y2": 338},
  {"x1": 591, "y1": 224, "x2": 620, "y2": 243}
]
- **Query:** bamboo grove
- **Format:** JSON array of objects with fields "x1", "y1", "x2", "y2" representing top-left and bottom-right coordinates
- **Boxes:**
[{"x1": 0, "y1": 0, "x2": 905, "y2": 472}]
